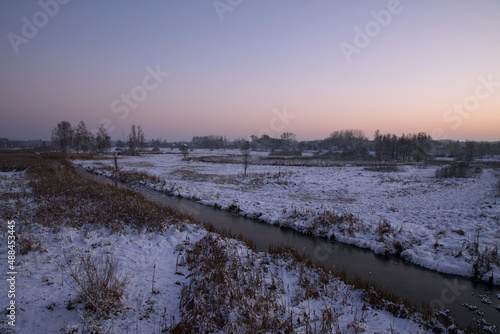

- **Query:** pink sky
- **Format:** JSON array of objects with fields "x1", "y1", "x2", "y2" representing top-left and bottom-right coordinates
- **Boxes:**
[{"x1": 1, "y1": 0, "x2": 499, "y2": 141}]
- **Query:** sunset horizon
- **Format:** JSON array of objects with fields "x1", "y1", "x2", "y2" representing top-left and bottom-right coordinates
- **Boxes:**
[{"x1": 1, "y1": 1, "x2": 499, "y2": 142}]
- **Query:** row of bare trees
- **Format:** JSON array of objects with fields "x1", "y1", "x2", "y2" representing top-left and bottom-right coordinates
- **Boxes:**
[
  {"x1": 191, "y1": 135, "x2": 228, "y2": 150},
  {"x1": 51, "y1": 121, "x2": 111, "y2": 154},
  {"x1": 51, "y1": 121, "x2": 145, "y2": 155},
  {"x1": 374, "y1": 131, "x2": 432, "y2": 162}
]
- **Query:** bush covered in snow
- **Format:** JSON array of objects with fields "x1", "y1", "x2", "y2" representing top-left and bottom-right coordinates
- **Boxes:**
[{"x1": 435, "y1": 162, "x2": 482, "y2": 178}]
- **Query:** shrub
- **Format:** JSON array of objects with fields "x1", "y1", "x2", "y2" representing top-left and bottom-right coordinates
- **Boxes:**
[
  {"x1": 17, "y1": 233, "x2": 45, "y2": 255},
  {"x1": 376, "y1": 219, "x2": 393, "y2": 240},
  {"x1": 472, "y1": 246, "x2": 499, "y2": 280},
  {"x1": 66, "y1": 253, "x2": 128, "y2": 317},
  {"x1": 227, "y1": 201, "x2": 241, "y2": 214},
  {"x1": 364, "y1": 163, "x2": 402, "y2": 173},
  {"x1": 172, "y1": 234, "x2": 292, "y2": 333},
  {"x1": 435, "y1": 162, "x2": 482, "y2": 178}
]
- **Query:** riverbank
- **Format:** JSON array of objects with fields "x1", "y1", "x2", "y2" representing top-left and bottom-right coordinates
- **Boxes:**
[{"x1": 76, "y1": 150, "x2": 500, "y2": 285}]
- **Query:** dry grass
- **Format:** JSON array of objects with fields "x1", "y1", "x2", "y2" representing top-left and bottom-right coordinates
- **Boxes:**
[
  {"x1": 65, "y1": 253, "x2": 129, "y2": 317},
  {"x1": 282, "y1": 207, "x2": 362, "y2": 238},
  {"x1": 266, "y1": 245, "x2": 415, "y2": 318},
  {"x1": 172, "y1": 234, "x2": 294, "y2": 333},
  {"x1": 463, "y1": 230, "x2": 499, "y2": 282},
  {"x1": 374, "y1": 220, "x2": 408, "y2": 256},
  {"x1": 0, "y1": 150, "x2": 40, "y2": 171},
  {"x1": 472, "y1": 246, "x2": 499, "y2": 282},
  {"x1": 174, "y1": 234, "x2": 464, "y2": 333},
  {"x1": 16, "y1": 232, "x2": 45, "y2": 255},
  {"x1": 376, "y1": 219, "x2": 394, "y2": 240},
  {"x1": 0, "y1": 151, "x2": 187, "y2": 233}
]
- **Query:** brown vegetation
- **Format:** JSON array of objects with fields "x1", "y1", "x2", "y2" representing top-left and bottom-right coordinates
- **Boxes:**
[
  {"x1": 65, "y1": 253, "x2": 129, "y2": 317},
  {"x1": 0, "y1": 151, "x2": 187, "y2": 233}
]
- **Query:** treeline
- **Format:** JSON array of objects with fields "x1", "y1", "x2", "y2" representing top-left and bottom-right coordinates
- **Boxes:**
[
  {"x1": 373, "y1": 131, "x2": 431, "y2": 162},
  {"x1": 51, "y1": 121, "x2": 111, "y2": 154},
  {"x1": 433, "y1": 140, "x2": 500, "y2": 162},
  {"x1": 38, "y1": 122, "x2": 500, "y2": 162},
  {"x1": 248, "y1": 132, "x2": 300, "y2": 155},
  {"x1": 0, "y1": 138, "x2": 46, "y2": 149},
  {"x1": 188, "y1": 130, "x2": 500, "y2": 162},
  {"x1": 50, "y1": 121, "x2": 145, "y2": 156},
  {"x1": 192, "y1": 135, "x2": 228, "y2": 150}
]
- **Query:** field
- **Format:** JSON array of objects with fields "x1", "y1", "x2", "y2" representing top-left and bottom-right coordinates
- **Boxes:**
[
  {"x1": 77, "y1": 150, "x2": 500, "y2": 284},
  {"x1": 1, "y1": 152, "x2": 462, "y2": 333}
]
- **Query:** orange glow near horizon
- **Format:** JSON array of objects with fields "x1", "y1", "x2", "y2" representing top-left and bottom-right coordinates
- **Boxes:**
[{"x1": 1, "y1": 1, "x2": 499, "y2": 142}]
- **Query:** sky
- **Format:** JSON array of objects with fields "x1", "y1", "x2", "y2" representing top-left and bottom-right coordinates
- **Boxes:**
[{"x1": 1, "y1": 0, "x2": 499, "y2": 142}]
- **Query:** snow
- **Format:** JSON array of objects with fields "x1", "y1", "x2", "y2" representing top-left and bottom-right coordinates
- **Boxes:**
[
  {"x1": 0, "y1": 170, "x2": 30, "y2": 195},
  {"x1": 0, "y1": 222, "x2": 206, "y2": 333},
  {"x1": 0, "y1": 161, "x2": 445, "y2": 333},
  {"x1": 76, "y1": 150, "x2": 500, "y2": 284}
]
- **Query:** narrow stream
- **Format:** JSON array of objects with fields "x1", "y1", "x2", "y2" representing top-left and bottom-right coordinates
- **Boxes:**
[{"x1": 79, "y1": 168, "x2": 500, "y2": 330}]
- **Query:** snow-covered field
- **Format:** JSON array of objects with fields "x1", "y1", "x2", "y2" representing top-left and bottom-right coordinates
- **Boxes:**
[
  {"x1": 77, "y1": 150, "x2": 500, "y2": 284},
  {"x1": 0, "y1": 168, "x2": 440, "y2": 333}
]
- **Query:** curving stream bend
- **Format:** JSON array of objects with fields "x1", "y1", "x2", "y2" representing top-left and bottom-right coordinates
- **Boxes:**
[{"x1": 78, "y1": 167, "x2": 500, "y2": 330}]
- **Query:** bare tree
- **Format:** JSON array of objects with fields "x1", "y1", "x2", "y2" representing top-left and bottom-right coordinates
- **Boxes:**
[
  {"x1": 51, "y1": 120, "x2": 73, "y2": 153},
  {"x1": 464, "y1": 140, "x2": 475, "y2": 162},
  {"x1": 414, "y1": 132, "x2": 432, "y2": 162},
  {"x1": 74, "y1": 121, "x2": 93, "y2": 153},
  {"x1": 128, "y1": 125, "x2": 138, "y2": 156},
  {"x1": 280, "y1": 132, "x2": 297, "y2": 152},
  {"x1": 137, "y1": 125, "x2": 145, "y2": 150},
  {"x1": 128, "y1": 125, "x2": 145, "y2": 156},
  {"x1": 180, "y1": 144, "x2": 189, "y2": 160},
  {"x1": 327, "y1": 129, "x2": 366, "y2": 150},
  {"x1": 96, "y1": 124, "x2": 111, "y2": 154},
  {"x1": 240, "y1": 140, "x2": 251, "y2": 176}
]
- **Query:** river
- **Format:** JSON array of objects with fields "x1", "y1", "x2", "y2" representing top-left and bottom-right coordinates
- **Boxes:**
[{"x1": 79, "y1": 168, "x2": 500, "y2": 330}]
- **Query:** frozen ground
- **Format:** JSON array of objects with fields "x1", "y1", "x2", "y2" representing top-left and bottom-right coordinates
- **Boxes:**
[
  {"x1": 77, "y1": 150, "x2": 500, "y2": 284},
  {"x1": 0, "y1": 170, "x2": 438, "y2": 333}
]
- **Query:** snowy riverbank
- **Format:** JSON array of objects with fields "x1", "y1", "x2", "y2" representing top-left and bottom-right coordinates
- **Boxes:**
[{"x1": 77, "y1": 150, "x2": 500, "y2": 284}]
